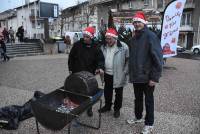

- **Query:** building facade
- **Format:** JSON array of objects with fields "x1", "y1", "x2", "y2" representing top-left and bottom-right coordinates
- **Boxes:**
[
  {"x1": 158, "y1": 0, "x2": 200, "y2": 49},
  {"x1": 0, "y1": 0, "x2": 45, "y2": 39},
  {"x1": 89, "y1": 0, "x2": 200, "y2": 49},
  {"x1": 89, "y1": 0, "x2": 161, "y2": 31},
  {"x1": 59, "y1": 1, "x2": 98, "y2": 36}
]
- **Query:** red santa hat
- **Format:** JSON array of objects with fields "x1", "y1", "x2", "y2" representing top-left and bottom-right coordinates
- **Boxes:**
[
  {"x1": 133, "y1": 11, "x2": 147, "y2": 24},
  {"x1": 83, "y1": 26, "x2": 95, "y2": 38},
  {"x1": 105, "y1": 28, "x2": 118, "y2": 38}
]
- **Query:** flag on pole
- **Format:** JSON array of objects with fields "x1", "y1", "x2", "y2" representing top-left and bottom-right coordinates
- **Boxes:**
[{"x1": 161, "y1": 0, "x2": 186, "y2": 58}]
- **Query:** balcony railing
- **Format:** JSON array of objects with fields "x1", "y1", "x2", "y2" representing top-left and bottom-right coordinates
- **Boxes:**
[
  {"x1": 184, "y1": 2, "x2": 195, "y2": 9},
  {"x1": 180, "y1": 24, "x2": 193, "y2": 31},
  {"x1": 89, "y1": 0, "x2": 112, "y2": 5},
  {"x1": 29, "y1": 14, "x2": 44, "y2": 22}
]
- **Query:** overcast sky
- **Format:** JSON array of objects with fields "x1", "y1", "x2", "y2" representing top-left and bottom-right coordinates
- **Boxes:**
[{"x1": 0, "y1": 0, "x2": 87, "y2": 13}]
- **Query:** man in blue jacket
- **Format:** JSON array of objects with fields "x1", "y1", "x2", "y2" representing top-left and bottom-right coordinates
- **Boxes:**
[{"x1": 127, "y1": 11, "x2": 163, "y2": 134}]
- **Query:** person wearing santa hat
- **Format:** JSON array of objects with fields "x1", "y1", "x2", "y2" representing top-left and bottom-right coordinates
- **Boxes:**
[
  {"x1": 127, "y1": 11, "x2": 163, "y2": 134},
  {"x1": 68, "y1": 26, "x2": 105, "y2": 117},
  {"x1": 98, "y1": 28, "x2": 129, "y2": 118}
]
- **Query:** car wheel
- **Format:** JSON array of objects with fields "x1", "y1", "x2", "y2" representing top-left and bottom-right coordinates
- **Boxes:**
[{"x1": 193, "y1": 48, "x2": 200, "y2": 54}]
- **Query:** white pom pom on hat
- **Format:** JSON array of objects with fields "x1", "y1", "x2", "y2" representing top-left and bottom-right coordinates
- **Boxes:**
[
  {"x1": 105, "y1": 28, "x2": 118, "y2": 38},
  {"x1": 133, "y1": 11, "x2": 148, "y2": 24},
  {"x1": 83, "y1": 26, "x2": 95, "y2": 38}
]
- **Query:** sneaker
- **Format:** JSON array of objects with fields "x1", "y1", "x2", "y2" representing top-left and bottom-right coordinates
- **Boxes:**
[
  {"x1": 98, "y1": 105, "x2": 111, "y2": 113},
  {"x1": 127, "y1": 118, "x2": 144, "y2": 125},
  {"x1": 141, "y1": 125, "x2": 154, "y2": 134}
]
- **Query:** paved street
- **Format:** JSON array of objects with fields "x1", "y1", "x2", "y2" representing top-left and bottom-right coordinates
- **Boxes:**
[{"x1": 0, "y1": 54, "x2": 200, "y2": 134}]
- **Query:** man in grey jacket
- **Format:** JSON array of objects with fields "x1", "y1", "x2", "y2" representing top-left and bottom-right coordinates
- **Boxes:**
[
  {"x1": 127, "y1": 11, "x2": 163, "y2": 134},
  {"x1": 98, "y1": 28, "x2": 129, "y2": 118}
]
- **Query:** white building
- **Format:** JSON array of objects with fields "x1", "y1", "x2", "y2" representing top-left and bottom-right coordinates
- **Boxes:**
[
  {"x1": 59, "y1": 1, "x2": 98, "y2": 36},
  {"x1": 0, "y1": 0, "x2": 45, "y2": 39}
]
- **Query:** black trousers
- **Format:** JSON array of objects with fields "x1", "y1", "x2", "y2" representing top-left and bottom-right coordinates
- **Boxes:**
[
  {"x1": 104, "y1": 73, "x2": 123, "y2": 111},
  {"x1": 1, "y1": 52, "x2": 9, "y2": 61},
  {"x1": 133, "y1": 83, "x2": 155, "y2": 126}
]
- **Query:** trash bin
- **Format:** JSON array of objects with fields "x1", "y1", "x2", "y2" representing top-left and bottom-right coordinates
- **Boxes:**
[{"x1": 56, "y1": 41, "x2": 66, "y2": 53}]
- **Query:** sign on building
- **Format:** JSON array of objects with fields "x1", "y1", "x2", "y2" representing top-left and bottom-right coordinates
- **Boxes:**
[{"x1": 39, "y1": 2, "x2": 58, "y2": 18}]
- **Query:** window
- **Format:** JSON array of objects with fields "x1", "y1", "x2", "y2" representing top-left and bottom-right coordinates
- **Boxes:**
[
  {"x1": 32, "y1": 22, "x2": 36, "y2": 28},
  {"x1": 144, "y1": 0, "x2": 149, "y2": 6},
  {"x1": 31, "y1": 9, "x2": 34, "y2": 16},
  {"x1": 33, "y1": 33, "x2": 36, "y2": 39},
  {"x1": 186, "y1": 13, "x2": 191, "y2": 25},
  {"x1": 181, "y1": 14, "x2": 186, "y2": 25},
  {"x1": 30, "y1": 9, "x2": 39, "y2": 16},
  {"x1": 186, "y1": 0, "x2": 193, "y2": 4},
  {"x1": 129, "y1": 1, "x2": 133, "y2": 9},
  {"x1": 181, "y1": 12, "x2": 192, "y2": 26},
  {"x1": 157, "y1": 0, "x2": 164, "y2": 8},
  {"x1": 178, "y1": 34, "x2": 185, "y2": 45},
  {"x1": 117, "y1": 3, "x2": 120, "y2": 10}
]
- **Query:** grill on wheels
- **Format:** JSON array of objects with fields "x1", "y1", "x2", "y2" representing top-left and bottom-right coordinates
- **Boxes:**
[{"x1": 31, "y1": 71, "x2": 103, "y2": 133}]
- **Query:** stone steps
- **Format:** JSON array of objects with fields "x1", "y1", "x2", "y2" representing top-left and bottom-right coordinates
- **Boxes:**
[{"x1": 6, "y1": 43, "x2": 44, "y2": 57}]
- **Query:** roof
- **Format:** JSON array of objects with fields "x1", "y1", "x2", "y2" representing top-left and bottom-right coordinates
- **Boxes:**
[
  {"x1": 62, "y1": 1, "x2": 89, "y2": 13},
  {"x1": 15, "y1": 0, "x2": 39, "y2": 10},
  {"x1": 0, "y1": 0, "x2": 39, "y2": 15}
]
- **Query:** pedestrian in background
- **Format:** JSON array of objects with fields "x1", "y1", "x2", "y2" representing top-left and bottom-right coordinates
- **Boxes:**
[
  {"x1": 9, "y1": 27, "x2": 15, "y2": 44},
  {"x1": 68, "y1": 26, "x2": 105, "y2": 117},
  {"x1": 16, "y1": 26, "x2": 24, "y2": 42},
  {"x1": 0, "y1": 35, "x2": 10, "y2": 62},
  {"x1": 73, "y1": 33, "x2": 79, "y2": 43},
  {"x1": 64, "y1": 35, "x2": 71, "y2": 54},
  {"x1": 98, "y1": 28, "x2": 129, "y2": 118},
  {"x1": 127, "y1": 11, "x2": 163, "y2": 134},
  {"x1": 2, "y1": 28, "x2": 9, "y2": 43}
]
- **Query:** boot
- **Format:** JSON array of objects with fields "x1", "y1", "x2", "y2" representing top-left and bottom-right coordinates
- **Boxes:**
[
  {"x1": 98, "y1": 105, "x2": 111, "y2": 113},
  {"x1": 87, "y1": 108, "x2": 93, "y2": 117},
  {"x1": 113, "y1": 110, "x2": 120, "y2": 118}
]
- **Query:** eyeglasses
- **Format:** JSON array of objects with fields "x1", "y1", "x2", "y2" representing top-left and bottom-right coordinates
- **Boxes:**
[
  {"x1": 83, "y1": 34, "x2": 91, "y2": 39},
  {"x1": 105, "y1": 37, "x2": 113, "y2": 40},
  {"x1": 132, "y1": 21, "x2": 142, "y2": 24}
]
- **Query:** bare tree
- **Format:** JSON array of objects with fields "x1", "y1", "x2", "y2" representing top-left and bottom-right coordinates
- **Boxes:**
[
  {"x1": 108, "y1": 10, "x2": 116, "y2": 29},
  {"x1": 82, "y1": 4, "x2": 95, "y2": 27}
]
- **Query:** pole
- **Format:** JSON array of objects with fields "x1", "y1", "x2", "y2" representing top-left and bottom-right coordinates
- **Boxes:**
[
  {"x1": 34, "y1": 1, "x2": 37, "y2": 38},
  {"x1": 198, "y1": 17, "x2": 200, "y2": 45},
  {"x1": 44, "y1": 18, "x2": 49, "y2": 40},
  {"x1": 28, "y1": 0, "x2": 31, "y2": 39}
]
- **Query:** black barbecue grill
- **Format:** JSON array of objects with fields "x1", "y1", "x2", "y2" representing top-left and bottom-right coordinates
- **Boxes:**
[{"x1": 31, "y1": 71, "x2": 103, "y2": 134}]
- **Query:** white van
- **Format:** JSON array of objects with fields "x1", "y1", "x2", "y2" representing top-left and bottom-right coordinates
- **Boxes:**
[{"x1": 65, "y1": 32, "x2": 83, "y2": 44}]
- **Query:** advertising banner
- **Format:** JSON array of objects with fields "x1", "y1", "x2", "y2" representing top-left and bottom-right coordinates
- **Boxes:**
[{"x1": 161, "y1": 0, "x2": 186, "y2": 58}]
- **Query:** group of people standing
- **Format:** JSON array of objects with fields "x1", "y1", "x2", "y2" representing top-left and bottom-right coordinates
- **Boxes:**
[
  {"x1": 67, "y1": 11, "x2": 163, "y2": 134},
  {"x1": 0, "y1": 26, "x2": 24, "y2": 44}
]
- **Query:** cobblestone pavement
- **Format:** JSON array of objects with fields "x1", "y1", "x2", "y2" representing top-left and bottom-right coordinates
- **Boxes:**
[{"x1": 0, "y1": 54, "x2": 200, "y2": 134}]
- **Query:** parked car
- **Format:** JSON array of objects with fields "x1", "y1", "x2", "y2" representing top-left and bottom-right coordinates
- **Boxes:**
[
  {"x1": 64, "y1": 32, "x2": 83, "y2": 44},
  {"x1": 177, "y1": 45, "x2": 186, "y2": 53},
  {"x1": 191, "y1": 44, "x2": 200, "y2": 54}
]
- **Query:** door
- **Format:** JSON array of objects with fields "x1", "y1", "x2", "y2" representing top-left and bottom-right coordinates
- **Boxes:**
[{"x1": 186, "y1": 32, "x2": 194, "y2": 49}]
